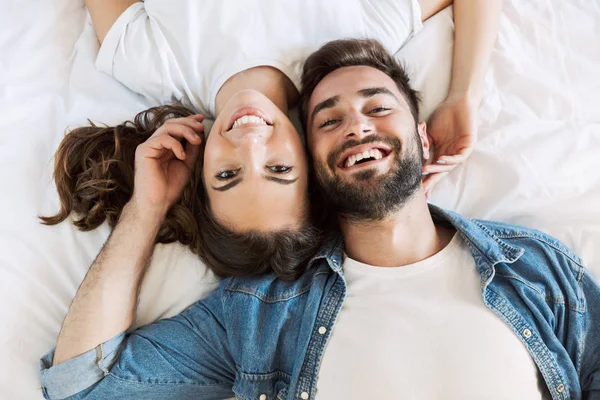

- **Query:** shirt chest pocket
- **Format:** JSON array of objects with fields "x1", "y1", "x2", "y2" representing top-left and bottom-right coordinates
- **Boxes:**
[{"x1": 233, "y1": 370, "x2": 290, "y2": 400}]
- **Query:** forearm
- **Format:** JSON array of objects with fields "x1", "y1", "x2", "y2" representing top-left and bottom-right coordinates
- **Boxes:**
[
  {"x1": 52, "y1": 201, "x2": 163, "y2": 366},
  {"x1": 449, "y1": 0, "x2": 502, "y2": 104}
]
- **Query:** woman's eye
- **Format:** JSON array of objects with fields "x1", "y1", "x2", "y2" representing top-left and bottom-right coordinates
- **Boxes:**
[
  {"x1": 319, "y1": 119, "x2": 339, "y2": 128},
  {"x1": 268, "y1": 165, "x2": 292, "y2": 174},
  {"x1": 215, "y1": 169, "x2": 239, "y2": 180},
  {"x1": 369, "y1": 107, "x2": 390, "y2": 114}
]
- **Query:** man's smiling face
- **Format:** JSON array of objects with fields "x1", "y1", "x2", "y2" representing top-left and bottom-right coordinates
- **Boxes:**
[{"x1": 306, "y1": 65, "x2": 430, "y2": 221}]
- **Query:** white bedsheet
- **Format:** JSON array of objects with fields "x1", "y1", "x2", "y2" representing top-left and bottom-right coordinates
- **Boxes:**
[{"x1": 1, "y1": 1, "x2": 598, "y2": 398}]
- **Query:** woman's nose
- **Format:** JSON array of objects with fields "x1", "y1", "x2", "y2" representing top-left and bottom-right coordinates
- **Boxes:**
[{"x1": 225, "y1": 126, "x2": 273, "y2": 146}]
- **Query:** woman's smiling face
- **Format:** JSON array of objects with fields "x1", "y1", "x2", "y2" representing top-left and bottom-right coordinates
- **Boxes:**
[{"x1": 202, "y1": 89, "x2": 309, "y2": 232}]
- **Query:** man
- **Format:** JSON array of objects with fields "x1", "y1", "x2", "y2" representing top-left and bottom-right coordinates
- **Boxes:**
[{"x1": 40, "y1": 39, "x2": 600, "y2": 400}]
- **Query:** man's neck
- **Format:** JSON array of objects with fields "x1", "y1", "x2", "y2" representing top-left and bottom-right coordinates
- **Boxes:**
[
  {"x1": 340, "y1": 190, "x2": 455, "y2": 267},
  {"x1": 215, "y1": 66, "x2": 298, "y2": 117}
]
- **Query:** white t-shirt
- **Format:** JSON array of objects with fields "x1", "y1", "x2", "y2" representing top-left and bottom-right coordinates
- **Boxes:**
[
  {"x1": 96, "y1": 0, "x2": 423, "y2": 117},
  {"x1": 316, "y1": 234, "x2": 550, "y2": 399}
]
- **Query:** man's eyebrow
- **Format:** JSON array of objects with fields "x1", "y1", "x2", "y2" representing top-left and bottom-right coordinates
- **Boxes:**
[
  {"x1": 212, "y1": 179, "x2": 242, "y2": 192},
  {"x1": 264, "y1": 176, "x2": 299, "y2": 185},
  {"x1": 310, "y1": 96, "x2": 339, "y2": 125},
  {"x1": 358, "y1": 87, "x2": 399, "y2": 100}
]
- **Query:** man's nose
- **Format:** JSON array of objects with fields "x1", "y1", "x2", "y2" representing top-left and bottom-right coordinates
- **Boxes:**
[{"x1": 345, "y1": 111, "x2": 374, "y2": 140}]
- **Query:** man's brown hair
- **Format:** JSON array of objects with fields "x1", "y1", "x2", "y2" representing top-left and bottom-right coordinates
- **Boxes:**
[{"x1": 299, "y1": 38, "x2": 420, "y2": 131}]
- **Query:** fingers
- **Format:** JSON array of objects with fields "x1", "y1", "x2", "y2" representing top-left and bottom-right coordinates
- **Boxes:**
[
  {"x1": 424, "y1": 146, "x2": 472, "y2": 174},
  {"x1": 422, "y1": 172, "x2": 448, "y2": 198},
  {"x1": 436, "y1": 146, "x2": 473, "y2": 165},
  {"x1": 139, "y1": 134, "x2": 187, "y2": 161},
  {"x1": 151, "y1": 115, "x2": 205, "y2": 145},
  {"x1": 422, "y1": 162, "x2": 457, "y2": 174},
  {"x1": 183, "y1": 139, "x2": 201, "y2": 171}
]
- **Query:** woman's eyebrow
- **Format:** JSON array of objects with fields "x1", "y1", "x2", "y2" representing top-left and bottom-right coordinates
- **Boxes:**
[
  {"x1": 212, "y1": 179, "x2": 242, "y2": 192},
  {"x1": 212, "y1": 176, "x2": 298, "y2": 192}
]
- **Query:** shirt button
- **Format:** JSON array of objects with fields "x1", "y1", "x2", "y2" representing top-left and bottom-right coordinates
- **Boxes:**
[
  {"x1": 318, "y1": 326, "x2": 327, "y2": 335},
  {"x1": 523, "y1": 329, "x2": 532, "y2": 338},
  {"x1": 260, "y1": 395, "x2": 267, "y2": 400},
  {"x1": 557, "y1": 384, "x2": 565, "y2": 393},
  {"x1": 300, "y1": 392, "x2": 309, "y2": 399}
]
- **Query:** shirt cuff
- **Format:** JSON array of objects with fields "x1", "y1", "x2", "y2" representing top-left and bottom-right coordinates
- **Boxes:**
[
  {"x1": 95, "y1": 1, "x2": 146, "y2": 76},
  {"x1": 40, "y1": 332, "x2": 126, "y2": 400}
]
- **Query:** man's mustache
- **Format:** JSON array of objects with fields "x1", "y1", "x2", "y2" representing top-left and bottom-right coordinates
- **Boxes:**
[{"x1": 327, "y1": 134, "x2": 402, "y2": 171}]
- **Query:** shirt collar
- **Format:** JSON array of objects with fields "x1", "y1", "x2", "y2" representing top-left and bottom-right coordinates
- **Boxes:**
[{"x1": 308, "y1": 204, "x2": 524, "y2": 277}]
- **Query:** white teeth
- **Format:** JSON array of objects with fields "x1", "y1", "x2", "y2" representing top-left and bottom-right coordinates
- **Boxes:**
[
  {"x1": 344, "y1": 148, "x2": 386, "y2": 168},
  {"x1": 347, "y1": 155, "x2": 356, "y2": 167},
  {"x1": 232, "y1": 115, "x2": 267, "y2": 129}
]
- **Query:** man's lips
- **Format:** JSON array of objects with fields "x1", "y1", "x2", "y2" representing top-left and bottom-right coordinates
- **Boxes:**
[{"x1": 337, "y1": 144, "x2": 392, "y2": 169}]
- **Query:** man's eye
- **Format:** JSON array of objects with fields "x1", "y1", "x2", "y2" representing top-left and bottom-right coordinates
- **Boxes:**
[
  {"x1": 319, "y1": 119, "x2": 339, "y2": 128},
  {"x1": 268, "y1": 165, "x2": 292, "y2": 174},
  {"x1": 369, "y1": 107, "x2": 390, "y2": 114},
  {"x1": 215, "y1": 169, "x2": 239, "y2": 180}
]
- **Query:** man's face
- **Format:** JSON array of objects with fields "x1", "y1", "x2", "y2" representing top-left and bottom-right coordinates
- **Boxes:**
[{"x1": 306, "y1": 66, "x2": 430, "y2": 221}]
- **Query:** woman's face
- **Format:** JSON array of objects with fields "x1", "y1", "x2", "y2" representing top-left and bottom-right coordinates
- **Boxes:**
[{"x1": 203, "y1": 89, "x2": 309, "y2": 232}]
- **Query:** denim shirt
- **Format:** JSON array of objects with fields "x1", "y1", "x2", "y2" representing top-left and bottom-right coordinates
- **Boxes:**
[{"x1": 40, "y1": 206, "x2": 600, "y2": 400}]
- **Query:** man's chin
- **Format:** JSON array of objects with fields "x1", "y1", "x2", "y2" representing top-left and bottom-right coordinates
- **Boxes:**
[{"x1": 335, "y1": 167, "x2": 385, "y2": 184}]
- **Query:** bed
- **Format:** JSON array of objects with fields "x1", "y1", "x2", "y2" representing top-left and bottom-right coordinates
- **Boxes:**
[{"x1": 1, "y1": 0, "x2": 599, "y2": 398}]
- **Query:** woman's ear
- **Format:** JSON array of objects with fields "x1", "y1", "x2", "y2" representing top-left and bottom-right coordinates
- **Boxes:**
[{"x1": 417, "y1": 121, "x2": 430, "y2": 161}]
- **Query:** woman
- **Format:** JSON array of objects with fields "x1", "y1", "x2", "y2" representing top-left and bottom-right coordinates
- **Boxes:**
[{"x1": 42, "y1": 0, "x2": 498, "y2": 279}]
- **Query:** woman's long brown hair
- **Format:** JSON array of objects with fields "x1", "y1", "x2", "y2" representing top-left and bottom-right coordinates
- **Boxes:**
[{"x1": 41, "y1": 105, "x2": 324, "y2": 280}]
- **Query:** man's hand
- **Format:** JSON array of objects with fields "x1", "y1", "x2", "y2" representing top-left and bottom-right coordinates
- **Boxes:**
[
  {"x1": 132, "y1": 115, "x2": 204, "y2": 215},
  {"x1": 422, "y1": 94, "x2": 477, "y2": 195}
]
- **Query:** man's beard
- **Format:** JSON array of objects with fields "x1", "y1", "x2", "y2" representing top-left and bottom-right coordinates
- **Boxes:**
[{"x1": 314, "y1": 131, "x2": 423, "y2": 222}]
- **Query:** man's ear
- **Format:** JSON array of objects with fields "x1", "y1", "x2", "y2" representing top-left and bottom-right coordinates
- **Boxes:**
[{"x1": 417, "y1": 121, "x2": 430, "y2": 161}]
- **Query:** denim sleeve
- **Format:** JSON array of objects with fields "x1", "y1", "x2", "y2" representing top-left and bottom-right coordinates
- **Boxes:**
[
  {"x1": 580, "y1": 269, "x2": 600, "y2": 400},
  {"x1": 39, "y1": 285, "x2": 236, "y2": 400}
]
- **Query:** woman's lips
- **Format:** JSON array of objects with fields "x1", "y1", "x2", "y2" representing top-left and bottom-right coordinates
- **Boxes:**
[{"x1": 226, "y1": 107, "x2": 273, "y2": 131}]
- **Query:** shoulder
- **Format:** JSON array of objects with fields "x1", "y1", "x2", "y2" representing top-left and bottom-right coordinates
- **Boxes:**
[
  {"x1": 223, "y1": 262, "x2": 331, "y2": 303},
  {"x1": 475, "y1": 219, "x2": 585, "y2": 269},
  {"x1": 475, "y1": 219, "x2": 587, "y2": 311}
]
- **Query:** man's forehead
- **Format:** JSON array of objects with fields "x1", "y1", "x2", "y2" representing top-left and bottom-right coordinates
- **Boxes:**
[{"x1": 309, "y1": 66, "x2": 402, "y2": 108}]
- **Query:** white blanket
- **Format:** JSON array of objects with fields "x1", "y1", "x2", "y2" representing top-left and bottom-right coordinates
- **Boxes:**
[{"x1": 1, "y1": 1, "x2": 598, "y2": 398}]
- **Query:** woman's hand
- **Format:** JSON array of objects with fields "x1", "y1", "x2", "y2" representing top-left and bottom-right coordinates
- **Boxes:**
[
  {"x1": 132, "y1": 114, "x2": 204, "y2": 217},
  {"x1": 422, "y1": 94, "x2": 477, "y2": 195}
]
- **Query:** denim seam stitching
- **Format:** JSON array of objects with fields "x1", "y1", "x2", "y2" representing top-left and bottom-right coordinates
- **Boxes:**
[
  {"x1": 225, "y1": 271, "x2": 329, "y2": 303},
  {"x1": 237, "y1": 370, "x2": 291, "y2": 382},
  {"x1": 494, "y1": 233, "x2": 585, "y2": 269},
  {"x1": 225, "y1": 284, "x2": 312, "y2": 303},
  {"x1": 232, "y1": 371, "x2": 291, "y2": 400},
  {"x1": 106, "y1": 372, "x2": 230, "y2": 387},
  {"x1": 494, "y1": 272, "x2": 546, "y2": 296},
  {"x1": 485, "y1": 288, "x2": 568, "y2": 399},
  {"x1": 473, "y1": 221, "x2": 523, "y2": 260}
]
